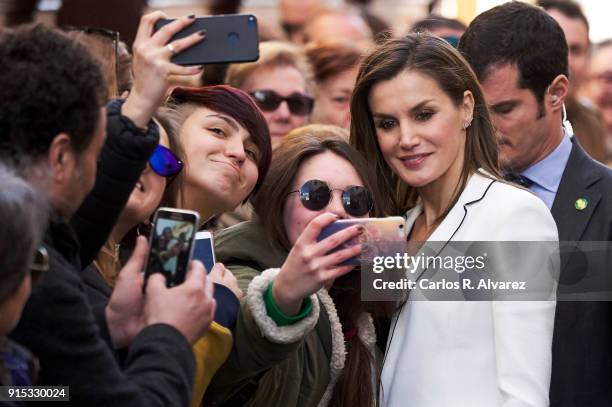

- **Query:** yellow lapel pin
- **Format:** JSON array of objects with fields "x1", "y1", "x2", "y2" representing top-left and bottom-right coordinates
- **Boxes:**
[{"x1": 574, "y1": 198, "x2": 588, "y2": 211}]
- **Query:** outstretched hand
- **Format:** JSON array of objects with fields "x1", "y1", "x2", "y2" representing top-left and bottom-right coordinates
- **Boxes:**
[{"x1": 122, "y1": 11, "x2": 206, "y2": 128}]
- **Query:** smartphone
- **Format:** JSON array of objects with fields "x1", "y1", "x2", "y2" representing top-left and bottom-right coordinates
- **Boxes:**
[
  {"x1": 317, "y1": 217, "x2": 406, "y2": 265},
  {"x1": 145, "y1": 208, "x2": 199, "y2": 288},
  {"x1": 193, "y1": 231, "x2": 216, "y2": 274},
  {"x1": 154, "y1": 14, "x2": 259, "y2": 66}
]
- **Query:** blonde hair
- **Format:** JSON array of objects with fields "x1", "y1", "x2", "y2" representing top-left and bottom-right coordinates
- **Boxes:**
[{"x1": 225, "y1": 41, "x2": 314, "y2": 93}]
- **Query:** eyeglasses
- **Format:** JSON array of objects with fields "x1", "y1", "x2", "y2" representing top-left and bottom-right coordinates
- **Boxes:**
[
  {"x1": 148, "y1": 145, "x2": 183, "y2": 178},
  {"x1": 31, "y1": 246, "x2": 49, "y2": 285},
  {"x1": 288, "y1": 179, "x2": 373, "y2": 217},
  {"x1": 250, "y1": 90, "x2": 314, "y2": 116}
]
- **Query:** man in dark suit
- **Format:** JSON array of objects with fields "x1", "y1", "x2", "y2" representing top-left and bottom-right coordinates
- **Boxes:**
[{"x1": 459, "y1": 2, "x2": 612, "y2": 406}]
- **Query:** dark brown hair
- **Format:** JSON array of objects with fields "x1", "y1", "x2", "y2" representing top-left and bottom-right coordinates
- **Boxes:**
[
  {"x1": 305, "y1": 39, "x2": 362, "y2": 84},
  {"x1": 459, "y1": 1, "x2": 568, "y2": 108},
  {"x1": 251, "y1": 124, "x2": 391, "y2": 407},
  {"x1": 0, "y1": 24, "x2": 107, "y2": 165},
  {"x1": 350, "y1": 33, "x2": 500, "y2": 217},
  {"x1": 160, "y1": 85, "x2": 272, "y2": 207}
]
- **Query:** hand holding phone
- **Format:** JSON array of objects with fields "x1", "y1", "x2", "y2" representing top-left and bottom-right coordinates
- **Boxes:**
[
  {"x1": 317, "y1": 217, "x2": 406, "y2": 265},
  {"x1": 272, "y1": 213, "x2": 363, "y2": 316},
  {"x1": 122, "y1": 12, "x2": 205, "y2": 129}
]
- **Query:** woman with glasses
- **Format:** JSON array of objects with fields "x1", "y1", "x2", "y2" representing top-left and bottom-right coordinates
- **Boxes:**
[
  {"x1": 205, "y1": 125, "x2": 391, "y2": 407},
  {"x1": 225, "y1": 41, "x2": 314, "y2": 149},
  {"x1": 350, "y1": 34, "x2": 558, "y2": 406}
]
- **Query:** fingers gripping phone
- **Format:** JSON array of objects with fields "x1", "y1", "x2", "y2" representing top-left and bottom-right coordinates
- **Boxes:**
[
  {"x1": 193, "y1": 231, "x2": 216, "y2": 274},
  {"x1": 154, "y1": 14, "x2": 259, "y2": 66},
  {"x1": 145, "y1": 208, "x2": 199, "y2": 288},
  {"x1": 317, "y1": 217, "x2": 407, "y2": 265}
]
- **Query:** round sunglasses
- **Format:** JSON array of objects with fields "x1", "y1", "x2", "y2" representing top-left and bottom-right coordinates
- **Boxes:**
[
  {"x1": 148, "y1": 145, "x2": 183, "y2": 178},
  {"x1": 250, "y1": 89, "x2": 314, "y2": 116},
  {"x1": 288, "y1": 179, "x2": 373, "y2": 217}
]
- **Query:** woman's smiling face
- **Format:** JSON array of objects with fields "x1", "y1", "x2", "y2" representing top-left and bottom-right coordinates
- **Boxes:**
[
  {"x1": 179, "y1": 106, "x2": 260, "y2": 212},
  {"x1": 369, "y1": 69, "x2": 473, "y2": 189}
]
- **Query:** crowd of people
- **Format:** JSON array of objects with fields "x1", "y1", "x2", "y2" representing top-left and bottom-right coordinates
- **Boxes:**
[{"x1": 1, "y1": 0, "x2": 611, "y2": 406}]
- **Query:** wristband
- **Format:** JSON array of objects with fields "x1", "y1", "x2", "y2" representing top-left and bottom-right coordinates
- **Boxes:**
[{"x1": 264, "y1": 282, "x2": 313, "y2": 326}]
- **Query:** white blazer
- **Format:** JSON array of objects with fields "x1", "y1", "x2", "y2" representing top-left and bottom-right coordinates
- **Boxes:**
[{"x1": 380, "y1": 171, "x2": 558, "y2": 407}]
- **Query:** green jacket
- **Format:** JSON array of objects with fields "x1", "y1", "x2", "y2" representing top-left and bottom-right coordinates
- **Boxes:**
[{"x1": 205, "y1": 221, "x2": 376, "y2": 407}]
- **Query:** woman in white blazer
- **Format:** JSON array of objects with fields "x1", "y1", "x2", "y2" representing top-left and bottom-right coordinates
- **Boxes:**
[{"x1": 350, "y1": 34, "x2": 558, "y2": 406}]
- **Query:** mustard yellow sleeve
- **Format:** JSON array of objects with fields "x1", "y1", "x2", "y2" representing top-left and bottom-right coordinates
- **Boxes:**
[{"x1": 191, "y1": 321, "x2": 233, "y2": 407}]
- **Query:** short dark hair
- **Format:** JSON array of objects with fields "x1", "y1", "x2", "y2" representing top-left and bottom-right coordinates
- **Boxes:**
[
  {"x1": 0, "y1": 164, "x2": 48, "y2": 305},
  {"x1": 459, "y1": 1, "x2": 569, "y2": 106},
  {"x1": 0, "y1": 24, "x2": 107, "y2": 168},
  {"x1": 538, "y1": 0, "x2": 589, "y2": 33},
  {"x1": 411, "y1": 14, "x2": 467, "y2": 34},
  {"x1": 165, "y1": 85, "x2": 272, "y2": 199}
]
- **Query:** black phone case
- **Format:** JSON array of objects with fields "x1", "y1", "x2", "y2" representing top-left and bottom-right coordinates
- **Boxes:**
[{"x1": 154, "y1": 14, "x2": 259, "y2": 66}]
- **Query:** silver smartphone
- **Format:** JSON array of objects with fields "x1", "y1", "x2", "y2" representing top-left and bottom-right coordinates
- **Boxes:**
[{"x1": 144, "y1": 207, "x2": 199, "y2": 288}]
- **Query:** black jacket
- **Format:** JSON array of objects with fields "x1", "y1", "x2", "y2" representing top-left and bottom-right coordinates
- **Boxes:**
[
  {"x1": 9, "y1": 100, "x2": 196, "y2": 406},
  {"x1": 550, "y1": 140, "x2": 612, "y2": 407}
]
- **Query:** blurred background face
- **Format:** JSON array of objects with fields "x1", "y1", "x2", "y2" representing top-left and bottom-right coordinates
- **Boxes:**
[
  {"x1": 304, "y1": 13, "x2": 373, "y2": 48},
  {"x1": 312, "y1": 66, "x2": 359, "y2": 129},
  {"x1": 244, "y1": 65, "x2": 311, "y2": 148},
  {"x1": 546, "y1": 9, "x2": 589, "y2": 95},
  {"x1": 369, "y1": 70, "x2": 469, "y2": 188},
  {"x1": 582, "y1": 45, "x2": 612, "y2": 133},
  {"x1": 280, "y1": 0, "x2": 322, "y2": 43},
  {"x1": 120, "y1": 125, "x2": 170, "y2": 226},
  {"x1": 283, "y1": 151, "x2": 366, "y2": 245},
  {"x1": 180, "y1": 106, "x2": 259, "y2": 214}
]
